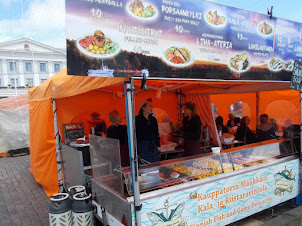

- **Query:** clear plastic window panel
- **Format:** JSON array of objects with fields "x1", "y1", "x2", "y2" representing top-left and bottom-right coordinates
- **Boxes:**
[
  {"x1": 167, "y1": 153, "x2": 234, "y2": 178},
  {"x1": 124, "y1": 153, "x2": 234, "y2": 195},
  {"x1": 89, "y1": 135, "x2": 124, "y2": 196},
  {"x1": 229, "y1": 139, "x2": 296, "y2": 167}
]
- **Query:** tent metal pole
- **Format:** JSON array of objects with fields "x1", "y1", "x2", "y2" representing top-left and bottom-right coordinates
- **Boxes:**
[
  {"x1": 177, "y1": 88, "x2": 184, "y2": 122},
  {"x1": 52, "y1": 99, "x2": 63, "y2": 192},
  {"x1": 298, "y1": 91, "x2": 302, "y2": 198},
  {"x1": 125, "y1": 80, "x2": 141, "y2": 225},
  {"x1": 256, "y1": 92, "x2": 260, "y2": 128},
  {"x1": 177, "y1": 89, "x2": 181, "y2": 121}
]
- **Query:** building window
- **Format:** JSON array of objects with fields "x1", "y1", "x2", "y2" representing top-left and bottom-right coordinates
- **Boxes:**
[
  {"x1": 54, "y1": 63, "x2": 61, "y2": 72},
  {"x1": 40, "y1": 79, "x2": 47, "y2": 84},
  {"x1": 9, "y1": 61, "x2": 17, "y2": 72},
  {"x1": 25, "y1": 78, "x2": 34, "y2": 87},
  {"x1": 10, "y1": 78, "x2": 19, "y2": 87},
  {"x1": 39, "y1": 62, "x2": 47, "y2": 72},
  {"x1": 24, "y1": 62, "x2": 32, "y2": 72}
]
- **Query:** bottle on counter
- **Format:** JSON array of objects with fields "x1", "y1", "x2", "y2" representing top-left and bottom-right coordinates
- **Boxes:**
[
  {"x1": 218, "y1": 127, "x2": 222, "y2": 136},
  {"x1": 203, "y1": 125, "x2": 210, "y2": 146}
]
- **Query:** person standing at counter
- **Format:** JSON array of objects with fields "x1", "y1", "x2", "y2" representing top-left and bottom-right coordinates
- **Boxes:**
[
  {"x1": 136, "y1": 98, "x2": 160, "y2": 163},
  {"x1": 183, "y1": 102, "x2": 202, "y2": 157},
  {"x1": 107, "y1": 110, "x2": 129, "y2": 167},
  {"x1": 235, "y1": 116, "x2": 257, "y2": 144}
]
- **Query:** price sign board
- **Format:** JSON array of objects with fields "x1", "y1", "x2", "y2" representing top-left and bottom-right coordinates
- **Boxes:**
[
  {"x1": 63, "y1": 122, "x2": 85, "y2": 141},
  {"x1": 66, "y1": 0, "x2": 302, "y2": 80},
  {"x1": 290, "y1": 60, "x2": 302, "y2": 91}
]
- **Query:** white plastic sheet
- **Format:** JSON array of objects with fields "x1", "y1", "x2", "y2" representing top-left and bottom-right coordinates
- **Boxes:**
[{"x1": 0, "y1": 109, "x2": 29, "y2": 153}]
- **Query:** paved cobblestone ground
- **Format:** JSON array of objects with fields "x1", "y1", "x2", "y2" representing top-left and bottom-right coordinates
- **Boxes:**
[
  {"x1": 0, "y1": 155, "x2": 49, "y2": 226},
  {"x1": 230, "y1": 200, "x2": 302, "y2": 226}
]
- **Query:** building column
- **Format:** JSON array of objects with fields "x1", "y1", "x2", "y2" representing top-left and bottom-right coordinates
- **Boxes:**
[
  {"x1": 1, "y1": 59, "x2": 8, "y2": 86},
  {"x1": 18, "y1": 60, "x2": 25, "y2": 86},
  {"x1": 48, "y1": 60, "x2": 53, "y2": 78},
  {"x1": 33, "y1": 60, "x2": 40, "y2": 86}
]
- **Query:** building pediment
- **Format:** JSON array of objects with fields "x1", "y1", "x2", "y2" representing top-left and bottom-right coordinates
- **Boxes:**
[{"x1": 0, "y1": 38, "x2": 65, "y2": 55}]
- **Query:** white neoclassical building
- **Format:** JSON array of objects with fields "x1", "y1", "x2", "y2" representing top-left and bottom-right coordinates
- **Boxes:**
[{"x1": 0, "y1": 38, "x2": 66, "y2": 97}]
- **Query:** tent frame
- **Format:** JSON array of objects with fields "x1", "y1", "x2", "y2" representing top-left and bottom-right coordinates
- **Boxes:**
[
  {"x1": 46, "y1": 75, "x2": 301, "y2": 225},
  {"x1": 52, "y1": 98, "x2": 64, "y2": 192},
  {"x1": 125, "y1": 80, "x2": 142, "y2": 224}
]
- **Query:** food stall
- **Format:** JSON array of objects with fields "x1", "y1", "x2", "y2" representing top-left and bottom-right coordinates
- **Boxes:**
[
  {"x1": 27, "y1": 71, "x2": 301, "y2": 224},
  {"x1": 91, "y1": 138, "x2": 299, "y2": 225},
  {"x1": 27, "y1": 0, "x2": 302, "y2": 225}
]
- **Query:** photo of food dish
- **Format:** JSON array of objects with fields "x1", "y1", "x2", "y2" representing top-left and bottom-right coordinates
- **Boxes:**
[
  {"x1": 258, "y1": 22, "x2": 273, "y2": 35},
  {"x1": 229, "y1": 53, "x2": 250, "y2": 73},
  {"x1": 284, "y1": 61, "x2": 294, "y2": 71},
  {"x1": 163, "y1": 46, "x2": 194, "y2": 67},
  {"x1": 77, "y1": 30, "x2": 120, "y2": 58},
  {"x1": 205, "y1": 10, "x2": 226, "y2": 27},
  {"x1": 126, "y1": 0, "x2": 158, "y2": 20},
  {"x1": 268, "y1": 58, "x2": 283, "y2": 71}
]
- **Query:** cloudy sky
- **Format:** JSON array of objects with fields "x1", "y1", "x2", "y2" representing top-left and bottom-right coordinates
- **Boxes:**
[
  {"x1": 0, "y1": 0, "x2": 65, "y2": 48},
  {"x1": 0, "y1": 0, "x2": 301, "y2": 49}
]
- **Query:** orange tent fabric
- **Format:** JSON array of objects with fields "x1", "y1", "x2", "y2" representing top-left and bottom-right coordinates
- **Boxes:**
[
  {"x1": 29, "y1": 100, "x2": 58, "y2": 195},
  {"x1": 210, "y1": 90, "x2": 300, "y2": 131},
  {"x1": 28, "y1": 70, "x2": 128, "y2": 196},
  {"x1": 28, "y1": 69, "x2": 299, "y2": 196}
]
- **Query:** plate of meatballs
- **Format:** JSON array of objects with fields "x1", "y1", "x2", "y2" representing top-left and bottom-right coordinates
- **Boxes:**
[{"x1": 77, "y1": 30, "x2": 120, "y2": 58}]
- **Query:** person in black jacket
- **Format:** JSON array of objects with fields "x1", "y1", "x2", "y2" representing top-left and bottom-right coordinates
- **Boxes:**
[
  {"x1": 235, "y1": 116, "x2": 257, "y2": 144},
  {"x1": 136, "y1": 98, "x2": 160, "y2": 163},
  {"x1": 107, "y1": 110, "x2": 129, "y2": 167},
  {"x1": 183, "y1": 102, "x2": 202, "y2": 156},
  {"x1": 256, "y1": 114, "x2": 276, "y2": 141}
]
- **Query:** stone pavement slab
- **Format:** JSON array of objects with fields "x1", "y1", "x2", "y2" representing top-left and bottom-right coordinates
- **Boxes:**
[
  {"x1": 0, "y1": 155, "x2": 49, "y2": 226},
  {"x1": 228, "y1": 200, "x2": 301, "y2": 226},
  {"x1": 261, "y1": 205, "x2": 302, "y2": 226}
]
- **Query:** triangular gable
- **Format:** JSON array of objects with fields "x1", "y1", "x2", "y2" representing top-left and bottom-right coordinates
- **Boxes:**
[{"x1": 0, "y1": 38, "x2": 65, "y2": 54}]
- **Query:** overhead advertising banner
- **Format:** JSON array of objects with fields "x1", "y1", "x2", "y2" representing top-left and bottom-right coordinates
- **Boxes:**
[
  {"x1": 132, "y1": 159, "x2": 299, "y2": 225},
  {"x1": 66, "y1": 0, "x2": 302, "y2": 80}
]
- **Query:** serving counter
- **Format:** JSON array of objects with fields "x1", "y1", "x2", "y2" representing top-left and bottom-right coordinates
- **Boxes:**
[{"x1": 91, "y1": 138, "x2": 299, "y2": 225}]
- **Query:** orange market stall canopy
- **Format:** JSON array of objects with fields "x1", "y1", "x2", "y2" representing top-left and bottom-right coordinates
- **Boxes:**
[{"x1": 28, "y1": 69, "x2": 300, "y2": 196}]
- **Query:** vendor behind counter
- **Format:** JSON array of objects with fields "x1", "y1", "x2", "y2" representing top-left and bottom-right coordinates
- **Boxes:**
[
  {"x1": 183, "y1": 102, "x2": 202, "y2": 157},
  {"x1": 136, "y1": 99, "x2": 160, "y2": 164},
  {"x1": 107, "y1": 110, "x2": 130, "y2": 167},
  {"x1": 88, "y1": 112, "x2": 107, "y2": 136}
]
